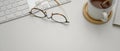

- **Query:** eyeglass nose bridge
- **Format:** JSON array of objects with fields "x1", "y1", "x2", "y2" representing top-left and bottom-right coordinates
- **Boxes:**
[
  {"x1": 43, "y1": 11, "x2": 48, "y2": 17},
  {"x1": 46, "y1": 13, "x2": 54, "y2": 19}
]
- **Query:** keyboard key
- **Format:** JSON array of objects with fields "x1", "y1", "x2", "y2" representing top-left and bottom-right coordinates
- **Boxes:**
[
  {"x1": 9, "y1": 0, "x2": 15, "y2": 4},
  {"x1": 5, "y1": 9, "x2": 12, "y2": 15},
  {"x1": 10, "y1": 8, "x2": 18, "y2": 13},
  {"x1": 41, "y1": 1, "x2": 51, "y2": 10},
  {"x1": 15, "y1": 0, "x2": 21, "y2": 2},
  {"x1": 14, "y1": 11, "x2": 23, "y2": 17},
  {"x1": 12, "y1": 2, "x2": 19, "y2": 7},
  {"x1": 0, "y1": 11, "x2": 5, "y2": 17},
  {"x1": 49, "y1": 1, "x2": 57, "y2": 7},
  {"x1": 1, "y1": 6, "x2": 7, "y2": 11},
  {"x1": 0, "y1": 16, "x2": 6, "y2": 22},
  {"x1": 17, "y1": 0, "x2": 28, "y2": 6},
  {"x1": 0, "y1": 0, "x2": 4, "y2": 2},
  {"x1": 3, "y1": 1, "x2": 10, "y2": 6},
  {"x1": 0, "y1": 2, "x2": 3, "y2": 7},
  {"x1": 6, "y1": 5, "x2": 12, "y2": 10},
  {"x1": 6, "y1": 14, "x2": 15, "y2": 20},
  {"x1": 22, "y1": 9, "x2": 29, "y2": 15},
  {"x1": 17, "y1": 4, "x2": 29, "y2": 11}
]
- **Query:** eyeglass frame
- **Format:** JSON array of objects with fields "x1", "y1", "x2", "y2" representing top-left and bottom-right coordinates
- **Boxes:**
[{"x1": 29, "y1": 8, "x2": 69, "y2": 23}]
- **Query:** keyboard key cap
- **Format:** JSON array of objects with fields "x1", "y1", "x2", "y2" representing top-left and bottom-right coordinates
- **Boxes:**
[
  {"x1": 6, "y1": 5, "x2": 12, "y2": 10},
  {"x1": 17, "y1": 0, "x2": 28, "y2": 6},
  {"x1": 14, "y1": 11, "x2": 23, "y2": 17},
  {"x1": 10, "y1": 8, "x2": 18, "y2": 13},
  {"x1": 6, "y1": 14, "x2": 15, "y2": 20},
  {"x1": 22, "y1": 9, "x2": 29, "y2": 14},
  {"x1": 17, "y1": 4, "x2": 29, "y2": 11},
  {"x1": 1, "y1": 6, "x2": 7, "y2": 11},
  {"x1": 0, "y1": 2, "x2": 3, "y2": 7},
  {"x1": 41, "y1": 1, "x2": 51, "y2": 10},
  {"x1": 0, "y1": 16, "x2": 6, "y2": 22},
  {"x1": 49, "y1": 1, "x2": 57, "y2": 7},
  {"x1": 5, "y1": 9, "x2": 12, "y2": 15},
  {"x1": 12, "y1": 2, "x2": 19, "y2": 7},
  {"x1": 3, "y1": 1, "x2": 10, "y2": 6},
  {"x1": 0, "y1": 11, "x2": 5, "y2": 17}
]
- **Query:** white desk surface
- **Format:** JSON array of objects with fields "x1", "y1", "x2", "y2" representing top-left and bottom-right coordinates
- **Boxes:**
[{"x1": 0, "y1": 0, "x2": 120, "y2": 51}]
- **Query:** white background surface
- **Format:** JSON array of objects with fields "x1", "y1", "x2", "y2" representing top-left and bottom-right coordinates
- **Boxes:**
[{"x1": 0, "y1": 0, "x2": 120, "y2": 51}]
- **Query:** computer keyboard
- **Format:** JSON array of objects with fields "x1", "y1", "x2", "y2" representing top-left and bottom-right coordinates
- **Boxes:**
[
  {"x1": 0, "y1": 0, "x2": 71, "y2": 24},
  {"x1": 0, "y1": 0, "x2": 29, "y2": 24}
]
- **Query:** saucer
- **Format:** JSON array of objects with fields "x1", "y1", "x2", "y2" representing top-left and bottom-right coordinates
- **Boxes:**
[{"x1": 83, "y1": 3, "x2": 113, "y2": 24}]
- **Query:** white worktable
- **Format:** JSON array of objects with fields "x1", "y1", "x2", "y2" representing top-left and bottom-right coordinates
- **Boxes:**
[{"x1": 0, "y1": 0, "x2": 120, "y2": 51}]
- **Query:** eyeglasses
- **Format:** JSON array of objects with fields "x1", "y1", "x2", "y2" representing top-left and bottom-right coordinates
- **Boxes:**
[{"x1": 29, "y1": 8, "x2": 69, "y2": 23}]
